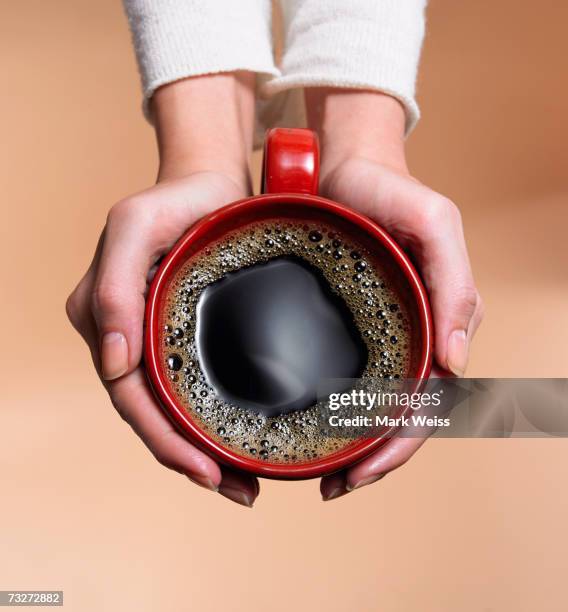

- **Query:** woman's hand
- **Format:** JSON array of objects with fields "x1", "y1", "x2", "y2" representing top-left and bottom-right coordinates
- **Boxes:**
[
  {"x1": 66, "y1": 74, "x2": 261, "y2": 507},
  {"x1": 305, "y1": 89, "x2": 484, "y2": 499}
]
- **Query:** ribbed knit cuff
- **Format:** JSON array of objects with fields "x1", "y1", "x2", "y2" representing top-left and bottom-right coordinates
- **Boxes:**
[
  {"x1": 262, "y1": 0, "x2": 426, "y2": 135},
  {"x1": 123, "y1": 0, "x2": 279, "y2": 119}
]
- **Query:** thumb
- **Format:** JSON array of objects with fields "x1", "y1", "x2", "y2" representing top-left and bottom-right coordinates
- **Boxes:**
[
  {"x1": 91, "y1": 201, "x2": 157, "y2": 380},
  {"x1": 429, "y1": 272, "x2": 478, "y2": 376},
  {"x1": 418, "y1": 202, "x2": 483, "y2": 376}
]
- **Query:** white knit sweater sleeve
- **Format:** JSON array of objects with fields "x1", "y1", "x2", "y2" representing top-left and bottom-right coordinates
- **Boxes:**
[
  {"x1": 263, "y1": 0, "x2": 427, "y2": 134},
  {"x1": 123, "y1": 0, "x2": 427, "y2": 135},
  {"x1": 122, "y1": 0, "x2": 279, "y2": 118}
]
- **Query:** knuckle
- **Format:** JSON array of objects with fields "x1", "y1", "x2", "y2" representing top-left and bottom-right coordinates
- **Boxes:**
[
  {"x1": 445, "y1": 198, "x2": 462, "y2": 221},
  {"x1": 109, "y1": 393, "x2": 129, "y2": 423},
  {"x1": 154, "y1": 452, "x2": 175, "y2": 471},
  {"x1": 108, "y1": 196, "x2": 155, "y2": 227},
  {"x1": 65, "y1": 290, "x2": 77, "y2": 318},
  {"x1": 455, "y1": 283, "x2": 479, "y2": 317},
  {"x1": 65, "y1": 291, "x2": 80, "y2": 327},
  {"x1": 151, "y1": 431, "x2": 179, "y2": 471},
  {"x1": 91, "y1": 282, "x2": 128, "y2": 317},
  {"x1": 392, "y1": 455, "x2": 411, "y2": 471},
  {"x1": 108, "y1": 198, "x2": 137, "y2": 221},
  {"x1": 421, "y1": 194, "x2": 460, "y2": 227},
  {"x1": 475, "y1": 293, "x2": 486, "y2": 322}
]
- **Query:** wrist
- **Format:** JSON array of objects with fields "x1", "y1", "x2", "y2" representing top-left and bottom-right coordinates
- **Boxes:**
[
  {"x1": 152, "y1": 73, "x2": 255, "y2": 192},
  {"x1": 304, "y1": 88, "x2": 409, "y2": 178}
]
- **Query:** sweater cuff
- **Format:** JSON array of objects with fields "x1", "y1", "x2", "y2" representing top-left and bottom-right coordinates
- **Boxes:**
[
  {"x1": 123, "y1": 0, "x2": 279, "y2": 119},
  {"x1": 262, "y1": 0, "x2": 426, "y2": 135}
]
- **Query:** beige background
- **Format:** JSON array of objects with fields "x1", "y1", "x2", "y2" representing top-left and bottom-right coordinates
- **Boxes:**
[{"x1": 1, "y1": 1, "x2": 567, "y2": 610}]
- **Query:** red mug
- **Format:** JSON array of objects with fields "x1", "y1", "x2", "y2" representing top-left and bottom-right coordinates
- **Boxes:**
[{"x1": 144, "y1": 128, "x2": 433, "y2": 479}]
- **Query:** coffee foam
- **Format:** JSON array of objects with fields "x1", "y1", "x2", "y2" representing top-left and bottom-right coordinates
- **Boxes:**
[{"x1": 159, "y1": 219, "x2": 411, "y2": 464}]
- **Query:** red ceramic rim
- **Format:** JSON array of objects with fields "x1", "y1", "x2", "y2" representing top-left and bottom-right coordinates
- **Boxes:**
[{"x1": 144, "y1": 193, "x2": 434, "y2": 480}]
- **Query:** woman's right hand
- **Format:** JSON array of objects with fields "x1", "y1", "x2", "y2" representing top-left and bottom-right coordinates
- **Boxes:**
[{"x1": 66, "y1": 74, "x2": 262, "y2": 507}]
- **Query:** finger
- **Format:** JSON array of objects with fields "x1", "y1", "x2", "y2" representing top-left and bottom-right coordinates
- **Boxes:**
[
  {"x1": 90, "y1": 199, "x2": 163, "y2": 381},
  {"x1": 109, "y1": 368, "x2": 222, "y2": 491},
  {"x1": 111, "y1": 368, "x2": 259, "y2": 505},
  {"x1": 421, "y1": 217, "x2": 479, "y2": 376},
  {"x1": 366, "y1": 173, "x2": 479, "y2": 376},
  {"x1": 67, "y1": 266, "x2": 99, "y2": 350},
  {"x1": 345, "y1": 436, "x2": 427, "y2": 491},
  {"x1": 66, "y1": 231, "x2": 105, "y2": 342},
  {"x1": 335, "y1": 364, "x2": 451, "y2": 495},
  {"x1": 320, "y1": 470, "x2": 348, "y2": 502},
  {"x1": 358, "y1": 172, "x2": 478, "y2": 376},
  {"x1": 321, "y1": 370, "x2": 448, "y2": 501},
  {"x1": 218, "y1": 467, "x2": 260, "y2": 508},
  {"x1": 72, "y1": 269, "x2": 227, "y2": 497},
  {"x1": 90, "y1": 179, "x2": 231, "y2": 382},
  {"x1": 66, "y1": 239, "x2": 105, "y2": 371},
  {"x1": 468, "y1": 295, "x2": 485, "y2": 341},
  {"x1": 322, "y1": 162, "x2": 482, "y2": 376},
  {"x1": 72, "y1": 307, "x2": 101, "y2": 377}
]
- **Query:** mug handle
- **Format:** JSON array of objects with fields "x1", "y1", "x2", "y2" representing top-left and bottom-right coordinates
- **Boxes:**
[{"x1": 261, "y1": 128, "x2": 320, "y2": 195}]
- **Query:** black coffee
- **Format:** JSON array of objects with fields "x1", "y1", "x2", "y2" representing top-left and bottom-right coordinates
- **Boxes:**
[
  {"x1": 196, "y1": 256, "x2": 367, "y2": 417},
  {"x1": 160, "y1": 219, "x2": 411, "y2": 463}
]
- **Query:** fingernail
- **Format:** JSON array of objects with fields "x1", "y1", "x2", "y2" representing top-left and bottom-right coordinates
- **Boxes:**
[
  {"x1": 322, "y1": 487, "x2": 346, "y2": 502},
  {"x1": 218, "y1": 485, "x2": 254, "y2": 508},
  {"x1": 346, "y1": 473, "x2": 385, "y2": 492},
  {"x1": 101, "y1": 332, "x2": 128, "y2": 380},
  {"x1": 187, "y1": 475, "x2": 218, "y2": 492},
  {"x1": 447, "y1": 329, "x2": 469, "y2": 377}
]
